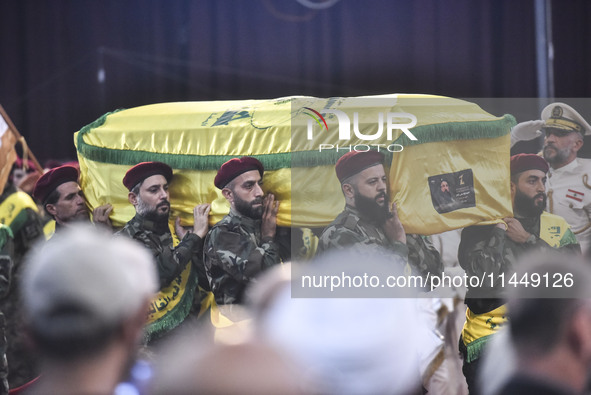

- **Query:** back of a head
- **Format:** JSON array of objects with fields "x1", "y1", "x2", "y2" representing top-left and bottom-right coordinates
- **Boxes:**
[
  {"x1": 260, "y1": 249, "x2": 423, "y2": 394},
  {"x1": 21, "y1": 224, "x2": 158, "y2": 360},
  {"x1": 507, "y1": 251, "x2": 591, "y2": 356},
  {"x1": 152, "y1": 334, "x2": 304, "y2": 395}
]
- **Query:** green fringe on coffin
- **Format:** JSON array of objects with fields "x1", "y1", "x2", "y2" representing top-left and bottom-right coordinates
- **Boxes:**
[
  {"x1": 142, "y1": 264, "x2": 198, "y2": 344},
  {"x1": 394, "y1": 114, "x2": 516, "y2": 146},
  {"x1": 78, "y1": 109, "x2": 125, "y2": 135},
  {"x1": 77, "y1": 112, "x2": 515, "y2": 170}
]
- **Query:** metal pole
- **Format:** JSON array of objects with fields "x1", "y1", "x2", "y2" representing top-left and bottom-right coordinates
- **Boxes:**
[{"x1": 534, "y1": 0, "x2": 554, "y2": 105}]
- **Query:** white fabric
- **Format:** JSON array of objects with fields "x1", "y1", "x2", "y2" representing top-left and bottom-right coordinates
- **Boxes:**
[
  {"x1": 510, "y1": 120, "x2": 544, "y2": 147},
  {"x1": 260, "y1": 250, "x2": 429, "y2": 394},
  {"x1": 546, "y1": 158, "x2": 591, "y2": 254},
  {"x1": 478, "y1": 327, "x2": 516, "y2": 395},
  {"x1": 22, "y1": 224, "x2": 158, "y2": 330},
  {"x1": 263, "y1": 287, "x2": 425, "y2": 394},
  {"x1": 541, "y1": 102, "x2": 591, "y2": 135},
  {"x1": 429, "y1": 230, "x2": 469, "y2": 394}
]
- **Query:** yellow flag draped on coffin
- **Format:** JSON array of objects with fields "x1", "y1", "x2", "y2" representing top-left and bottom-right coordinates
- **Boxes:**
[{"x1": 74, "y1": 94, "x2": 514, "y2": 235}]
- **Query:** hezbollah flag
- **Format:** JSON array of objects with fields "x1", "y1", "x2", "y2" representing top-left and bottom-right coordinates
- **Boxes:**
[{"x1": 75, "y1": 94, "x2": 514, "y2": 235}]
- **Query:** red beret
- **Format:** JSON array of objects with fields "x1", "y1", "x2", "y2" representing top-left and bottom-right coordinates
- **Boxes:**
[
  {"x1": 510, "y1": 154, "x2": 549, "y2": 175},
  {"x1": 123, "y1": 162, "x2": 173, "y2": 191},
  {"x1": 214, "y1": 157, "x2": 264, "y2": 189},
  {"x1": 335, "y1": 151, "x2": 385, "y2": 183},
  {"x1": 13, "y1": 157, "x2": 37, "y2": 173},
  {"x1": 33, "y1": 165, "x2": 79, "y2": 203}
]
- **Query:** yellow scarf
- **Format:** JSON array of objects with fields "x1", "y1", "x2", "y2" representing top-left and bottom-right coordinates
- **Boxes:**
[
  {"x1": 144, "y1": 223, "x2": 212, "y2": 341},
  {"x1": 462, "y1": 212, "x2": 578, "y2": 361},
  {"x1": 0, "y1": 191, "x2": 38, "y2": 233}
]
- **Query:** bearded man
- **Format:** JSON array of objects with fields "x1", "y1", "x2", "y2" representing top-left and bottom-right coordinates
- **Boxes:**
[
  {"x1": 511, "y1": 103, "x2": 591, "y2": 255},
  {"x1": 318, "y1": 150, "x2": 407, "y2": 255},
  {"x1": 204, "y1": 156, "x2": 283, "y2": 305},
  {"x1": 433, "y1": 179, "x2": 459, "y2": 213},
  {"x1": 541, "y1": 104, "x2": 591, "y2": 255},
  {"x1": 458, "y1": 153, "x2": 580, "y2": 395},
  {"x1": 116, "y1": 162, "x2": 210, "y2": 341},
  {"x1": 317, "y1": 150, "x2": 442, "y2": 280}
]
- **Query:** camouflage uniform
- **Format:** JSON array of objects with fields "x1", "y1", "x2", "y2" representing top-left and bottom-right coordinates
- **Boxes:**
[
  {"x1": 116, "y1": 214, "x2": 208, "y2": 291},
  {"x1": 406, "y1": 233, "x2": 443, "y2": 280},
  {"x1": 318, "y1": 206, "x2": 408, "y2": 257},
  {"x1": 459, "y1": 215, "x2": 580, "y2": 313},
  {"x1": 458, "y1": 213, "x2": 580, "y2": 393},
  {"x1": 318, "y1": 205, "x2": 443, "y2": 279},
  {"x1": 0, "y1": 225, "x2": 13, "y2": 395},
  {"x1": 0, "y1": 186, "x2": 42, "y2": 390},
  {"x1": 204, "y1": 209, "x2": 283, "y2": 305}
]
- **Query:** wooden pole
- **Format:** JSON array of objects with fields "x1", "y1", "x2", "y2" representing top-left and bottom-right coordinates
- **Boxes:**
[{"x1": 0, "y1": 105, "x2": 44, "y2": 173}]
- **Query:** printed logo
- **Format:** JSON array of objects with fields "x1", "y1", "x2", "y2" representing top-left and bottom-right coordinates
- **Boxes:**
[
  {"x1": 552, "y1": 105, "x2": 563, "y2": 118},
  {"x1": 549, "y1": 226, "x2": 562, "y2": 239},
  {"x1": 303, "y1": 107, "x2": 328, "y2": 132},
  {"x1": 305, "y1": 108, "x2": 418, "y2": 141}
]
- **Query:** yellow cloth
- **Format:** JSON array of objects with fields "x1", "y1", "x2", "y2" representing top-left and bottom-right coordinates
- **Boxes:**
[
  {"x1": 75, "y1": 94, "x2": 514, "y2": 234},
  {"x1": 462, "y1": 211, "x2": 577, "y2": 350},
  {"x1": 0, "y1": 191, "x2": 38, "y2": 228},
  {"x1": 145, "y1": 222, "x2": 213, "y2": 339},
  {"x1": 43, "y1": 219, "x2": 56, "y2": 240},
  {"x1": 462, "y1": 305, "x2": 507, "y2": 347},
  {"x1": 539, "y1": 211, "x2": 577, "y2": 247},
  {"x1": 147, "y1": 262, "x2": 194, "y2": 323}
]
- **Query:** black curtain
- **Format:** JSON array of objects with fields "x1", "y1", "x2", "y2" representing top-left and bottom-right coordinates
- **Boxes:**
[{"x1": 0, "y1": 0, "x2": 588, "y2": 163}]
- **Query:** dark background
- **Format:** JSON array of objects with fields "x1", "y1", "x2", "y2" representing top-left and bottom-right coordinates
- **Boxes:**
[{"x1": 1, "y1": 0, "x2": 590, "y2": 163}]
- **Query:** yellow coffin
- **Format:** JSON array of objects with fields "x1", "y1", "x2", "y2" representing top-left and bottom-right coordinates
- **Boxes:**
[{"x1": 75, "y1": 94, "x2": 515, "y2": 234}]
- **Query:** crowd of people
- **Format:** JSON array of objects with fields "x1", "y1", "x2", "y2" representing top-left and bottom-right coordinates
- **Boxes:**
[{"x1": 0, "y1": 101, "x2": 589, "y2": 394}]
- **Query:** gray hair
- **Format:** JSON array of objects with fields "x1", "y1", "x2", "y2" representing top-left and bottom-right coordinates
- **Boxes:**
[{"x1": 21, "y1": 224, "x2": 157, "y2": 358}]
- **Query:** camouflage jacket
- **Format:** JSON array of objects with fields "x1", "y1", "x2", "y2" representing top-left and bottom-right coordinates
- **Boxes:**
[
  {"x1": 204, "y1": 209, "x2": 282, "y2": 305},
  {"x1": 0, "y1": 201, "x2": 38, "y2": 389},
  {"x1": 407, "y1": 233, "x2": 444, "y2": 280},
  {"x1": 459, "y1": 213, "x2": 580, "y2": 313},
  {"x1": 116, "y1": 214, "x2": 207, "y2": 290},
  {"x1": 317, "y1": 206, "x2": 408, "y2": 257},
  {"x1": 0, "y1": 225, "x2": 12, "y2": 394},
  {"x1": 317, "y1": 206, "x2": 443, "y2": 279}
]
